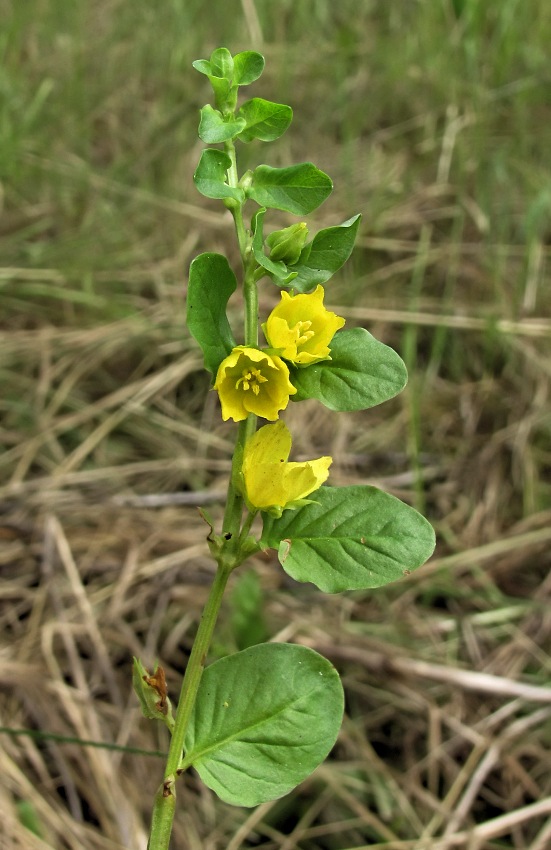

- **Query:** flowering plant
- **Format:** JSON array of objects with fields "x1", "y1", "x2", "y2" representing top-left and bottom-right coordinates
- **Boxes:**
[{"x1": 136, "y1": 48, "x2": 435, "y2": 850}]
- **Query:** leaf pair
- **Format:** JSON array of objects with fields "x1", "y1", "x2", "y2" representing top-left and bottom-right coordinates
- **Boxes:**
[
  {"x1": 199, "y1": 99, "x2": 293, "y2": 145},
  {"x1": 134, "y1": 642, "x2": 344, "y2": 809},
  {"x1": 192, "y1": 48, "x2": 265, "y2": 112},
  {"x1": 194, "y1": 48, "x2": 292, "y2": 147},
  {"x1": 194, "y1": 151, "x2": 333, "y2": 216},
  {"x1": 193, "y1": 48, "x2": 265, "y2": 89}
]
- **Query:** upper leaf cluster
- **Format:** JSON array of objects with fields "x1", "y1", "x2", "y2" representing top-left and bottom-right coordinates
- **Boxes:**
[
  {"x1": 192, "y1": 48, "x2": 335, "y2": 224},
  {"x1": 194, "y1": 48, "x2": 292, "y2": 146}
]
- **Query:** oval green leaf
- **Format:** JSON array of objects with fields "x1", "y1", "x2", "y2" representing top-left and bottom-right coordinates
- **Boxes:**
[
  {"x1": 291, "y1": 327, "x2": 407, "y2": 410},
  {"x1": 182, "y1": 643, "x2": 344, "y2": 807},
  {"x1": 248, "y1": 163, "x2": 332, "y2": 215},
  {"x1": 233, "y1": 51, "x2": 265, "y2": 85},
  {"x1": 187, "y1": 253, "x2": 237, "y2": 378},
  {"x1": 237, "y1": 98, "x2": 292, "y2": 143},
  {"x1": 193, "y1": 149, "x2": 244, "y2": 202},
  {"x1": 262, "y1": 486, "x2": 436, "y2": 593},
  {"x1": 192, "y1": 59, "x2": 212, "y2": 77},
  {"x1": 290, "y1": 214, "x2": 362, "y2": 293},
  {"x1": 209, "y1": 48, "x2": 234, "y2": 80},
  {"x1": 199, "y1": 105, "x2": 246, "y2": 144}
]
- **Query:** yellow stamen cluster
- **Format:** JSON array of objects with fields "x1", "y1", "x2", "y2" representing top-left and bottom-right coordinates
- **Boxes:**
[{"x1": 235, "y1": 367, "x2": 268, "y2": 396}]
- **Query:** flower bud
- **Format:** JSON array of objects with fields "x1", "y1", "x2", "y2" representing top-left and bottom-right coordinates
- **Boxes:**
[
  {"x1": 238, "y1": 169, "x2": 254, "y2": 192},
  {"x1": 265, "y1": 222, "x2": 309, "y2": 265}
]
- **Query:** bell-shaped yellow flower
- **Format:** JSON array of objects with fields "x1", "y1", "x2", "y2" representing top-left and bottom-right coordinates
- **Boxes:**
[
  {"x1": 242, "y1": 421, "x2": 332, "y2": 515},
  {"x1": 214, "y1": 346, "x2": 297, "y2": 422},
  {"x1": 262, "y1": 285, "x2": 345, "y2": 366}
]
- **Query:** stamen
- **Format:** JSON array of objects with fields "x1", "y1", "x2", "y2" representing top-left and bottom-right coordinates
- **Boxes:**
[
  {"x1": 236, "y1": 367, "x2": 267, "y2": 394},
  {"x1": 295, "y1": 320, "x2": 315, "y2": 346},
  {"x1": 251, "y1": 368, "x2": 268, "y2": 384}
]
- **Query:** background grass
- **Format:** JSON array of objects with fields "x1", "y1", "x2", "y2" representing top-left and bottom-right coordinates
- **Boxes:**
[{"x1": 2, "y1": 1, "x2": 551, "y2": 848}]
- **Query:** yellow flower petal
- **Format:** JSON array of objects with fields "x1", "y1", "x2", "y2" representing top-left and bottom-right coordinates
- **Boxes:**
[
  {"x1": 242, "y1": 422, "x2": 332, "y2": 512},
  {"x1": 242, "y1": 418, "x2": 291, "y2": 466},
  {"x1": 284, "y1": 458, "x2": 332, "y2": 501},
  {"x1": 262, "y1": 285, "x2": 345, "y2": 366},
  {"x1": 214, "y1": 347, "x2": 296, "y2": 422}
]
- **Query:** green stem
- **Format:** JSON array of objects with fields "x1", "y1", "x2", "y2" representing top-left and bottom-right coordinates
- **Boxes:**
[
  {"x1": 222, "y1": 419, "x2": 248, "y2": 537},
  {"x1": 221, "y1": 136, "x2": 259, "y2": 529},
  {"x1": 238, "y1": 508, "x2": 258, "y2": 547},
  {"x1": 148, "y1": 130, "x2": 262, "y2": 850},
  {"x1": 243, "y1": 266, "x2": 259, "y2": 349},
  {"x1": 147, "y1": 561, "x2": 232, "y2": 849},
  {"x1": 223, "y1": 137, "x2": 258, "y2": 350},
  {"x1": 224, "y1": 139, "x2": 249, "y2": 260}
]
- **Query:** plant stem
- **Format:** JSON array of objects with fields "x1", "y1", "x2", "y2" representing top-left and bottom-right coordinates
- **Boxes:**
[
  {"x1": 224, "y1": 139, "x2": 248, "y2": 259},
  {"x1": 222, "y1": 419, "x2": 248, "y2": 536},
  {"x1": 148, "y1": 130, "x2": 261, "y2": 850},
  {"x1": 243, "y1": 265, "x2": 259, "y2": 349},
  {"x1": 222, "y1": 136, "x2": 259, "y2": 522},
  {"x1": 238, "y1": 508, "x2": 258, "y2": 546},
  {"x1": 147, "y1": 561, "x2": 232, "y2": 849}
]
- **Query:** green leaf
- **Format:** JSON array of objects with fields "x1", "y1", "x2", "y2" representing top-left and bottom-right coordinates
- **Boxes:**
[
  {"x1": 192, "y1": 57, "x2": 232, "y2": 105},
  {"x1": 192, "y1": 59, "x2": 212, "y2": 77},
  {"x1": 262, "y1": 486, "x2": 436, "y2": 593},
  {"x1": 212, "y1": 77, "x2": 234, "y2": 107},
  {"x1": 233, "y1": 51, "x2": 265, "y2": 85},
  {"x1": 206, "y1": 50, "x2": 236, "y2": 107},
  {"x1": 182, "y1": 643, "x2": 344, "y2": 806},
  {"x1": 192, "y1": 49, "x2": 234, "y2": 83},
  {"x1": 251, "y1": 208, "x2": 297, "y2": 284},
  {"x1": 193, "y1": 149, "x2": 245, "y2": 202},
  {"x1": 209, "y1": 47, "x2": 234, "y2": 80},
  {"x1": 237, "y1": 98, "x2": 292, "y2": 143},
  {"x1": 198, "y1": 105, "x2": 246, "y2": 143},
  {"x1": 290, "y1": 214, "x2": 362, "y2": 293},
  {"x1": 187, "y1": 253, "x2": 237, "y2": 377},
  {"x1": 291, "y1": 327, "x2": 407, "y2": 410},
  {"x1": 248, "y1": 163, "x2": 333, "y2": 215}
]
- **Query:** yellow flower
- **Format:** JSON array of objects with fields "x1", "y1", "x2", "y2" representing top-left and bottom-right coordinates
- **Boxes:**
[
  {"x1": 242, "y1": 421, "x2": 332, "y2": 515},
  {"x1": 262, "y1": 284, "x2": 345, "y2": 366},
  {"x1": 214, "y1": 346, "x2": 296, "y2": 422}
]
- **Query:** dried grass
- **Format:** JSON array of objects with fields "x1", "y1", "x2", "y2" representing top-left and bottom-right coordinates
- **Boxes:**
[
  {"x1": 2, "y1": 3, "x2": 551, "y2": 848},
  {"x1": 2, "y1": 262, "x2": 550, "y2": 847}
]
